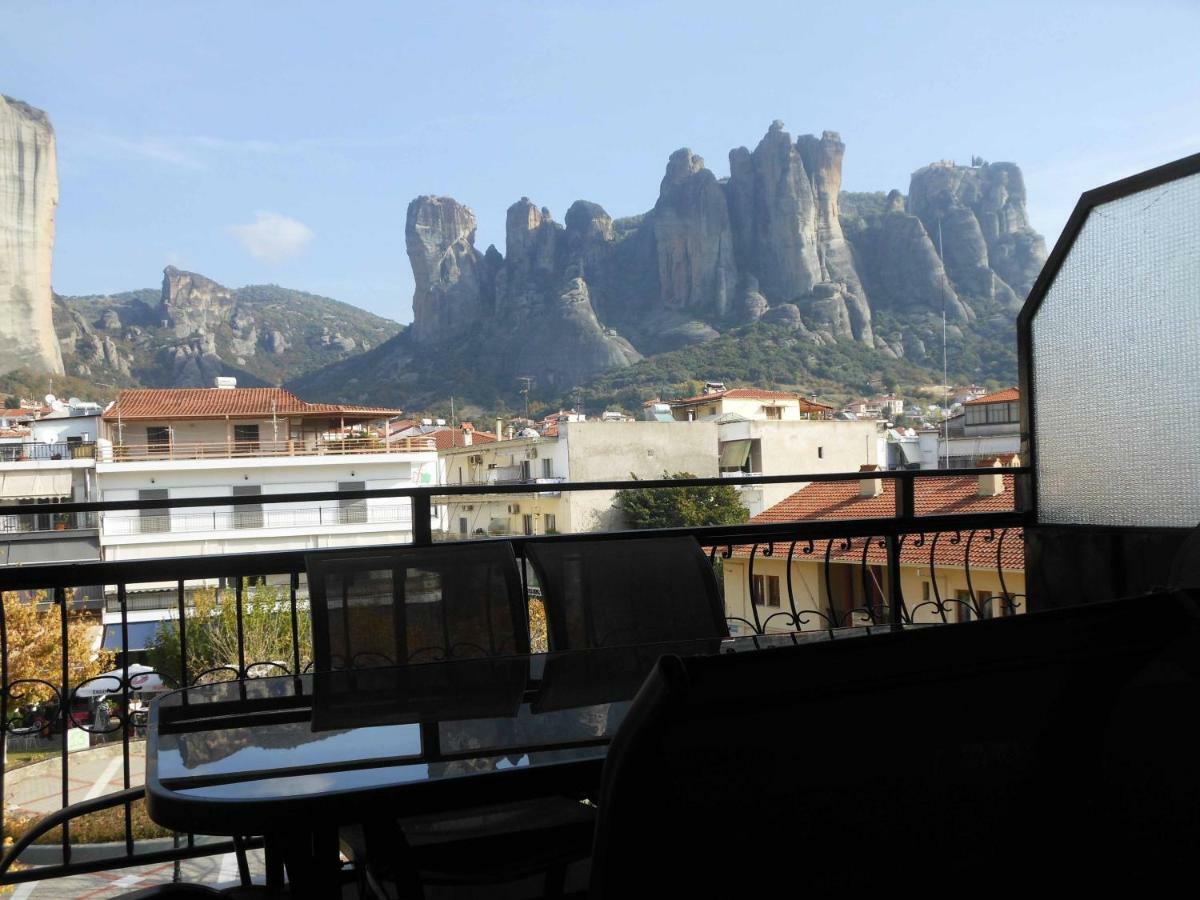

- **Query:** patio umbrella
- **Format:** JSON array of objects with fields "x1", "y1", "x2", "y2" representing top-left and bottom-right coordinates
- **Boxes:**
[{"x1": 75, "y1": 664, "x2": 166, "y2": 697}]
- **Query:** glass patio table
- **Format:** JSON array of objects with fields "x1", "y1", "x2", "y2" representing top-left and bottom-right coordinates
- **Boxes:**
[{"x1": 144, "y1": 629, "x2": 850, "y2": 893}]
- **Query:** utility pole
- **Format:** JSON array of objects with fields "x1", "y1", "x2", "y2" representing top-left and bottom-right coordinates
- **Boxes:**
[
  {"x1": 517, "y1": 376, "x2": 533, "y2": 422},
  {"x1": 939, "y1": 216, "x2": 949, "y2": 470}
]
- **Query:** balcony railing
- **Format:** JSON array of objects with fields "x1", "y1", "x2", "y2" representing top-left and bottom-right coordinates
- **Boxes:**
[
  {"x1": 102, "y1": 436, "x2": 435, "y2": 463},
  {"x1": 101, "y1": 504, "x2": 413, "y2": 536},
  {"x1": 0, "y1": 441, "x2": 96, "y2": 462},
  {"x1": 0, "y1": 511, "x2": 99, "y2": 534},
  {"x1": 0, "y1": 469, "x2": 1028, "y2": 887}
]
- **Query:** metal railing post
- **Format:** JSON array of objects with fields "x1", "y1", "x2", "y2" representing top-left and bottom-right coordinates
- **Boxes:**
[
  {"x1": 887, "y1": 472, "x2": 915, "y2": 626},
  {"x1": 412, "y1": 494, "x2": 432, "y2": 546}
]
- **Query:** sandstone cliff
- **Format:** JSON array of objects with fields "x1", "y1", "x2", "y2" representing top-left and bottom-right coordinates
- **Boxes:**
[
  {"x1": 393, "y1": 122, "x2": 1043, "y2": 395},
  {"x1": 0, "y1": 95, "x2": 64, "y2": 375}
]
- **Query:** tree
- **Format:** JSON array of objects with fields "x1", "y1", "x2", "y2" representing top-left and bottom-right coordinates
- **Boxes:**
[
  {"x1": 1, "y1": 590, "x2": 113, "y2": 690},
  {"x1": 145, "y1": 581, "x2": 312, "y2": 684},
  {"x1": 615, "y1": 472, "x2": 749, "y2": 530}
]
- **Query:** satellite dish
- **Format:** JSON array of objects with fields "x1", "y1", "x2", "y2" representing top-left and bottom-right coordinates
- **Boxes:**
[
  {"x1": 45, "y1": 393, "x2": 56, "y2": 406},
  {"x1": 68, "y1": 397, "x2": 81, "y2": 407}
]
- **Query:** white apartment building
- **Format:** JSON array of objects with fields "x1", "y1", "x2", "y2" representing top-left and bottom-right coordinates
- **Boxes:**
[
  {"x1": 668, "y1": 387, "x2": 879, "y2": 516},
  {"x1": 439, "y1": 420, "x2": 719, "y2": 537},
  {"x1": 93, "y1": 382, "x2": 436, "y2": 650},
  {"x1": 0, "y1": 397, "x2": 102, "y2": 567}
]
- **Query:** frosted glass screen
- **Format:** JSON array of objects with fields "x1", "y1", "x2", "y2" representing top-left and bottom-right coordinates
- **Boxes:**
[{"x1": 1032, "y1": 171, "x2": 1200, "y2": 526}]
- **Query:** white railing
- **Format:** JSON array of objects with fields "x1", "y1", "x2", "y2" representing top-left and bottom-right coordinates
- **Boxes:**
[
  {"x1": 101, "y1": 504, "x2": 413, "y2": 536},
  {"x1": 101, "y1": 437, "x2": 435, "y2": 463}
]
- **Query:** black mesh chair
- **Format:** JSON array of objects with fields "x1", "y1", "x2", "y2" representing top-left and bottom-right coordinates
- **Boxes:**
[
  {"x1": 589, "y1": 589, "x2": 1200, "y2": 897},
  {"x1": 525, "y1": 536, "x2": 728, "y2": 649},
  {"x1": 303, "y1": 543, "x2": 594, "y2": 897},
  {"x1": 306, "y1": 543, "x2": 530, "y2": 670}
]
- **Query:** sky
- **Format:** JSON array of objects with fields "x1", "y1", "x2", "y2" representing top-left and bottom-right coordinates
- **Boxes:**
[{"x1": 3, "y1": 0, "x2": 1199, "y2": 324}]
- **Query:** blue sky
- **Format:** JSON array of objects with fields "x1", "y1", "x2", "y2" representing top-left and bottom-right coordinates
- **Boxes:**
[{"x1": 3, "y1": 0, "x2": 1198, "y2": 323}]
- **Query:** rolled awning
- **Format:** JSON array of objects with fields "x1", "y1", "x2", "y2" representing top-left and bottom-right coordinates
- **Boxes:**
[
  {"x1": 719, "y1": 440, "x2": 752, "y2": 469},
  {"x1": 899, "y1": 442, "x2": 922, "y2": 465},
  {"x1": 0, "y1": 470, "x2": 73, "y2": 500}
]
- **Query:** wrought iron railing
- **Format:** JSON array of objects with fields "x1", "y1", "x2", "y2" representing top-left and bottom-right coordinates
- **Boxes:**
[
  {"x1": 0, "y1": 511, "x2": 99, "y2": 534},
  {"x1": 0, "y1": 468, "x2": 1028, "y2": 887}
]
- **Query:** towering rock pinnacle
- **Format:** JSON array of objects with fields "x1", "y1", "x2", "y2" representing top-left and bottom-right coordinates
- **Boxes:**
[
  {"x1": 406, "y1": 196, "x2": 488, "y2": 343},
  {"x1": 653, "y1": 149, "x2": 737, "y2": 316},
  {"x1": 0, "y1": 94, "x2": 64, "y2": 375},
  {"x1": 907, "y1": 161, "x2": 1046, "y2": 311}
]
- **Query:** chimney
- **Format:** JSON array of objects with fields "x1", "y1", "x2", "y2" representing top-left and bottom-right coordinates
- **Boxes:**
[
  {"x1": 978, "y1": 458, "x2": 1005, "y2": 497},
  {"x1": 496, "y1": 418, "x2": 503, "y2": 440},
  {"x1": 859, "y1": 463, "x2": 883, "y2": 498},
  {"x1": 462, "y1": 424, "x2": 473, "y2": 447}
]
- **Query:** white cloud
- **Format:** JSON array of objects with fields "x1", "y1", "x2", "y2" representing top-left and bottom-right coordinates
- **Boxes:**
[{"x1": 229, "y1": 211, "x2": 314, "y2": 263}]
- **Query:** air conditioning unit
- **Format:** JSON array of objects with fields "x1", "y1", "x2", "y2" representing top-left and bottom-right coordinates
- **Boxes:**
[
  {"x1": 507, "y1": 503, "x2": 521, "y2": 514},
  {"x1": 525, "y1": 448, "x2": 538, "y2": 459},
  {"x1": 462, "y1": 504, "x2": 475, "y2": 511},
  {"x1": 468, "y1": 454, "x2": 483, "y2": 465}
]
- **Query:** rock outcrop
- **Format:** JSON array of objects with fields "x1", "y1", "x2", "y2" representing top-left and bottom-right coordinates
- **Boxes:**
[
  {"x1": 406, "y1": 196, "x2": 489, "y2": 343},
  {"x1": 396, "y1": 123, "x2": 1045, "y2": 393},
  {"x1": 161, "y1": 266, "x2": 237, "y2": 336},
  {"x1": 907, "y1": 161, "x2": 1046, "y2": 312},
  {"x1": 0, "y1": 95, "x2": 64, "y2": 375}
]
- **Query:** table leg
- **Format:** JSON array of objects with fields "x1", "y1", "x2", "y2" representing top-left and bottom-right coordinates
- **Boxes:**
[
  {"x1": 280, "y1": 825, "x2": 342, "y2": 899},
  {"x1": 264, "y1": 833, "x2": 286, "y2": 894}
]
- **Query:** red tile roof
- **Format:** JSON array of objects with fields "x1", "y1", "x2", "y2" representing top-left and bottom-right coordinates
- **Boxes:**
[
  {"x1": 103, "y1": 388, "x2": 403, "y2": 421},
  {"x1": 732, "y1": 475, "x2": 1023, "y2": 569},
  {"x1": 965, "y1": 387, "x2": 1019, "y2": 405},
  {"x1": 429, "y1": 428, "x2": 497, "y2": 451}
]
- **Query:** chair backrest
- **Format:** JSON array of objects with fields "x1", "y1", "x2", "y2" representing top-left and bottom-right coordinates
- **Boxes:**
[
  {"x1": 589, "y1": 589, "x2": 1200, "y2": 897},
  {"x1": 305, "y1": 542, "x2": 528, "y2": 671},
  {"x1": 525, "y1": 536, "x2": 727, "y2": 650}
]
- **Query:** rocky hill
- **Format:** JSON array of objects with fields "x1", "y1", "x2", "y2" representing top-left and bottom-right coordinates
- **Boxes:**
[
  {"x1": 54, "y1": 267, "x2": 401, "y2": 388},
  {"x1": 0, "y1": 94, "x2": 63, "y2": 376},
  {"x1": 291, "y1": 121, "x2": 1045, "y2": 409}
]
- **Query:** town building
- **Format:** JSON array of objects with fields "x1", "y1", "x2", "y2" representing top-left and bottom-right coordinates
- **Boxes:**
[
  {"x1": 722, "y1": 462, "x2": 1026, "y2": 634},
  {"x1": 918, "y1": 387, "x2": 1021, "y2": 469},
  {"x1": 438, "y1": 420, "x2": 718, "y2": 537},
  {"x1": 0, "y1": 396, "x2": 102, "y2": 568},
  {"x1": 92, "y1": 381, "x2": 435, "y2": 652}
]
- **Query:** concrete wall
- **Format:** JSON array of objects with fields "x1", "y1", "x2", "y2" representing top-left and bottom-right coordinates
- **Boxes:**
[
  {"x1": 561, "y1": 421, "x2": 719, "y2": 532},
  {"x1": 719, "y1": 419, "x2": 878, "y2": 513}
]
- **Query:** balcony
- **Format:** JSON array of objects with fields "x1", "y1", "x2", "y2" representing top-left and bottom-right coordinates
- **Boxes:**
[
  {"x1": 100, "y1": 436, "x2": 435, "y2": 463},
  {"x1": 0, "y1": 510, "x2": 99, "y2": 535},
  {"x1": 0, "y1": 441, "x2": 96, "y2": 462},
  {"x1": 1, "y1": 154, "x2": 1198, "y2": 897},
  {"x1": 100, "y1": 504, "x2": 413, "y2": 536}
]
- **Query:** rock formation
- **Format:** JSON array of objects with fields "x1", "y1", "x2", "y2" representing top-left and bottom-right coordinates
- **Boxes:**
[
  {"x1": 161, "y1": 266, "x2": 237, "y2": 336},
  {"x1": 907, "y1": 161, "x2": 1046, "y2": 312},
  {"x1": 396, "y1": 123, "x2": 1045, "y2": 392},
  {"x1": 406, "y1": 196, "x2": 489, "y2": 343},
  {"x1": 0, "y1": 94, "x2": 64, "y2": 375}
]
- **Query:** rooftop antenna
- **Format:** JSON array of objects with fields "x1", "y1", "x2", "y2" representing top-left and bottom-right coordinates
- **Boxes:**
[{"x1": 939, "y1": 216, "x2": 949, "y2": 469}]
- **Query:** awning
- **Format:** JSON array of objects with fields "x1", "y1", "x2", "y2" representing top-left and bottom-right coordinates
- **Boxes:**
[
  {"x1": 719, "y1": 440, "x2": 752, "y2": 469},
  {"x1": 101, "y1": 621, "x2": 166, "y2": 652},
  {"x1": 899, "y1": 442, "x2": 922, "y2": 465},
  {"x1": 0, "y1": 471, "x2": 73, "y2": 500}
]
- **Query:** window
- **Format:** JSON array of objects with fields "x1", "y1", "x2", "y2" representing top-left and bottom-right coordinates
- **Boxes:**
[
  {"x1": 519, "y1": 459, "x2": 532, "y2": 481},
  {"x1": 458, "y1": 517, "x2": 468, "y2": 535},
  {"x1": 542, "y1": 458, "x2": 553, "y2": 478},
  {"x1": 231, "y1": 485, "x2": 262, "y2": 529},
  {"x1": 338, "y1": 481, "x2": 367, "y2": 524},
  {"x1": 544, "y1": 513, "x2": 557, "y2": 533},
  {"x1": 922, "y1": 581, "x2": 931, "y2": 603},
  {"x1": 146, "y1": 426, "x2": 170, "y2": 451},
  {"x1": 523, "y1": 513, "x2": 534, "y2": 536},
  {"x1": 234, "y1": 424, "x2": 260, "y2": 451},
  {"x1": 818, "y1": 446, "x2": 824, "y2": 459},
  {"x1": 752, "y1": 574, "x2": 781, "y2": 607},
  {"x1": 138, "y1": 488, "x2": 169, "y2": 534},
  {"x1": 764, "y1": 406, "x2": 782, "y2": 420},
  {"x1": 955, "y1": 589, "x2": 974, "y2": 623}
]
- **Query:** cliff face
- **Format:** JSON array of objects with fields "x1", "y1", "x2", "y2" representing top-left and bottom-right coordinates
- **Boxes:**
[
  {"x1": 398, "y1": 121, "x2": 1044, "y2": 391},
  {"x1": 0, "y1": 94, "x2": 64, "y2": 375}
]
